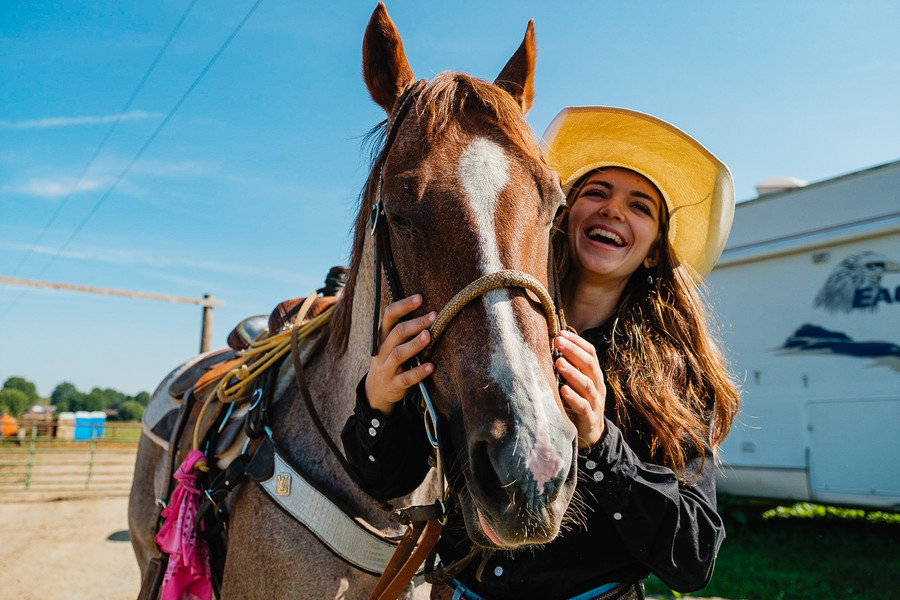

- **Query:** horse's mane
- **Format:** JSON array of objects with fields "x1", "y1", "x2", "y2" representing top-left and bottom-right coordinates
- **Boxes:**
[{"x1": 328, "y1": 72, "x2": 544, "y2": 355}]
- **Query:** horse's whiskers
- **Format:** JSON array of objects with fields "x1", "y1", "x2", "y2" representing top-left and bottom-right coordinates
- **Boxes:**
[{"x1": 561, "y1": 487, "x2": 592, "y2": 530}]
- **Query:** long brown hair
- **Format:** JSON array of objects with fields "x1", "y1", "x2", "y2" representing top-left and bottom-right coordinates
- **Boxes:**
[{"x1": 552, "y1": 172, "x2": 740, "y2": 477}]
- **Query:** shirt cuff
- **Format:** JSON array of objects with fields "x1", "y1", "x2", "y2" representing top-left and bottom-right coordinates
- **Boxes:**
[
  {"x1": 353, "y1": 375, "x2": 396, "y2": 449},
  {"x1": 578, "y1": 418, "x2": 637, "y2": 506}
]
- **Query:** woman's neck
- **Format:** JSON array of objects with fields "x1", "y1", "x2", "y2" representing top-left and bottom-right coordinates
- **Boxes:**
[{"x1": 564, "y1": 276, "x2": 628, "y2": 333}]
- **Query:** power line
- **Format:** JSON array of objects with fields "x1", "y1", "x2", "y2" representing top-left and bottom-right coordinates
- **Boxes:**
[
  {"x1": 0, "y1": 276, "x2": 222, "y2": 307},
  {"x1": 0, "y1": 0, "x2": 265, "y2": 323},
  {"x1": 41, "y1": 0, "x2": 265, "y2": 273},
  {"x1": 9, "y1": 0, "x2": 200, "y2": 278}
]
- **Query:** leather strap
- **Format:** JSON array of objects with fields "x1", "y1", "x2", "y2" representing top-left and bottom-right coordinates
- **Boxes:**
[
  {"x1": 370, "y1": 79, "x2": 428, "y2": 356},
  {"x1": 136, "y1": 555, "x2": 167, "y2": 600},
  {"x1": 369, "y1": 519, "x2": 443, "y2": 600},
  {"x1": 254, "y1": 440, "x2": 410, "y2": 575}
]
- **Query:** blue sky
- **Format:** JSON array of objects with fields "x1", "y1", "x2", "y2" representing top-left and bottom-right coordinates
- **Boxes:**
[{"x1": 2, "y1": 0, "x2": 898, "y2": 397}]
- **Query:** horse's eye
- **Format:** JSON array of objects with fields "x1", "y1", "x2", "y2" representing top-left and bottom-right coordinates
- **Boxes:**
[{"x1": 388, "y1": 211, "x2": 412, "y2": 231}]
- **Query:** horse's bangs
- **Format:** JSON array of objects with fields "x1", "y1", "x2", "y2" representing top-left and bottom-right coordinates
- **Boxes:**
[{"x1": 417, "y1": 72, "x2": 544, "y2": 164}]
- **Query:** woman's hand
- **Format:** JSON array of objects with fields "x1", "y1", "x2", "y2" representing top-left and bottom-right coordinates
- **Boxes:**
[
  {"x1": 554, "y1": 330, "x2": 607, "y2": 448},
  {"x1": 365, "y1": 294, "x2": 437, "y2": 415}
]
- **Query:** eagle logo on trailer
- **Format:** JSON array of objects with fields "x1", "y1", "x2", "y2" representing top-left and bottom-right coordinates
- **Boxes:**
[
  {"x1": 777, "y1": 250, "x2": 900, "y2": 369},
  {"x1": 813, "y1": 251, "x2": 900, "y2": 313}
]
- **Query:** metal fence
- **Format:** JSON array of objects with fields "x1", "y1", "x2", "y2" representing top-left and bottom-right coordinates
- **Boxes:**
[{"x1": 0, "y1": 423, "x2": 140, "y2": 494}]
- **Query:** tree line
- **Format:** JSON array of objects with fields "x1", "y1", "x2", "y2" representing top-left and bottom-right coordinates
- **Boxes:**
[{"x1": 0, "y1": 376, "x2": 150, "y2": 422}]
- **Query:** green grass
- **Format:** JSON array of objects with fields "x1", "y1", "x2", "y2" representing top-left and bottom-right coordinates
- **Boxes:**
[
  {"x1": 102, "y1": 423, "x2": 142, "y2": 441},
  {"x1": 644, "y1": 500, "x2": 900, "y2": 600}
]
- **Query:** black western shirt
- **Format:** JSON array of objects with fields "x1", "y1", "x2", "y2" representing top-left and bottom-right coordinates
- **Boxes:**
[{"x1": 341, "y1": 326, "x2": 724, "y2": 599}]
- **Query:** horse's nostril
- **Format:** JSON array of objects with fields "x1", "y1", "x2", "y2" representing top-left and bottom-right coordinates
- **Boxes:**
[{"x1": 471, "y1": 442, "x2": 500, "y2": 493}]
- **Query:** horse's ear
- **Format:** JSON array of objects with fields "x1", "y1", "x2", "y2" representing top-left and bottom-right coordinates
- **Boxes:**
[
  {"x1": 363, "y1": 3, "x2": 416, "y2": 113},
  {"x1": 494, "y1": 20, "x2": 536, "y2": 114}
]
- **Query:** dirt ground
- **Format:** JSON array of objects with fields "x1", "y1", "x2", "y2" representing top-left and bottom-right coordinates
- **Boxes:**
[{"x1": 0, "y1": 492, "x2": 140, "y2": 600}]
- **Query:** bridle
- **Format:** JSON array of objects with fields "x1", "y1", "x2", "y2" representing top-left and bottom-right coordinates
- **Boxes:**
[{"x1": 368, "y1": 79, "x2": 566, "y2": 524}]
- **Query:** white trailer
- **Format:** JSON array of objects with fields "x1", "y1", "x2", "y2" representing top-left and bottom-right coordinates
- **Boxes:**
[{"x1": 708, "y1": 159, "x2": 900, "y2": 510}]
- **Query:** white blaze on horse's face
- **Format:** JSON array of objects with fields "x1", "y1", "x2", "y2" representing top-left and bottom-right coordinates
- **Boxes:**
[{"x1": 458, "y1": 137, "x2": 569, "y2": 501}]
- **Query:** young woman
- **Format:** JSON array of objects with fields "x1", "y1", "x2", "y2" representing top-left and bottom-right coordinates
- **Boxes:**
[{"x1": 342, "y1": 107, "x2": 740, "y2": 600}]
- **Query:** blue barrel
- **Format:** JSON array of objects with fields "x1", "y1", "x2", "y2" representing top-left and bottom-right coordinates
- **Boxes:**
[
  {"x1": 90, "y1": 411, "x2": 107, "y2": 439},
  {"x1": 73, "y1": 411, "x2": 92, "y2": 440}
]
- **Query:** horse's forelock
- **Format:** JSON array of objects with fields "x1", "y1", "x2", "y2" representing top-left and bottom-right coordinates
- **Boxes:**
[
  {"x1": 418, "y1": 72, "x2": 543, "y2": 163},
  {"x1": 328, "y1": 72, "x2": 545, "y2": 355}
]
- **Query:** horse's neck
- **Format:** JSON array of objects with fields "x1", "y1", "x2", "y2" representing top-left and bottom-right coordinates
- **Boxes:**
[
  {"x1": 342, "y1": 234, "x2": 380, "y2": 392},
  {"x1": 277, "y1": 236, "x2": 379, "y2": 510},
  {"x1": 278, "y1": 235, "x2": 376, "y2": 410}
]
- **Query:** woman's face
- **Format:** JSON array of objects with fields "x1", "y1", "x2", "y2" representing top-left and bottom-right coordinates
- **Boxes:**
[{"x1": 566, "y1": 167, "x2": 663, "y2": 288}]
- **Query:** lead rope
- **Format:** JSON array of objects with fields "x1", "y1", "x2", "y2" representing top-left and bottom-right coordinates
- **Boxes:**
[{"x1": 422, "y1": 269, "x2": 560, "y2": 358}]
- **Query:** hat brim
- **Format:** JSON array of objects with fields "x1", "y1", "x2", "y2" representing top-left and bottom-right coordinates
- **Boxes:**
[{"x1": 541, "y1": 106, "x2": 734, "y2": 281}]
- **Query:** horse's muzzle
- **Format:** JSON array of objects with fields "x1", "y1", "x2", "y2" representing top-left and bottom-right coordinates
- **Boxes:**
[{"x1": 464, "y1": 428, "x2": 577, "y2": 546}]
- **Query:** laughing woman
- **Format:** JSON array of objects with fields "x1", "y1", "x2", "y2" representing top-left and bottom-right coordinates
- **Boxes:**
[{"x1": 343, "y1": 107, "x2": 740, "y2": 600}]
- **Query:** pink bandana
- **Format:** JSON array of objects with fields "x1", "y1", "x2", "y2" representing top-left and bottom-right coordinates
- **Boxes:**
[{"x1": 155, "y1": 449, "x2": 213, "y2": 600}]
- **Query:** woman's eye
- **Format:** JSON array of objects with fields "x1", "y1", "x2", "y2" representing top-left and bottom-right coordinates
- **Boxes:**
[
  {"x1": 580, "y1": 189, "x2": 607, "y2": 199},
  {"x1": 632, "y1": 202, "x2": 653, "y2": 216}
]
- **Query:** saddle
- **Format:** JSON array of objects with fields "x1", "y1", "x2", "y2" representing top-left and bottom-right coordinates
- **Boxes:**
[{"x1": 143, "y1": 267, "x2": 347, "y2": 463}]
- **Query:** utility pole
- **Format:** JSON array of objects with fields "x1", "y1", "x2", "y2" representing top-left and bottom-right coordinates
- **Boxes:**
[
  {"x1": 0, "y1": 276, "x2": 223, "y2": 351},
  {"x1": 200, "y1": 294, "x2": 215, "y2": 353}
]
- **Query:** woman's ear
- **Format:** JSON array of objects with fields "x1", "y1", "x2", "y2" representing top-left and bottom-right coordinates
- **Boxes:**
[{"x1": 643, "y1": 246, "x2": 659, "y2": 269}]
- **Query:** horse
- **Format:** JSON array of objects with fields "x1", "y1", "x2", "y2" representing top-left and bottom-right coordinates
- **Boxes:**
[{"x1": 129, "y1": 4, "x2": 577, "y2": 598}]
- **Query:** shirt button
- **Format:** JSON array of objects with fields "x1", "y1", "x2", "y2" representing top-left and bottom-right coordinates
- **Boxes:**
[
  {"x1": 368, "y1": 455, "x2": 376, "y2": 462},
  {"x1": 371, "y1": 418, "x2": 381, "y2": 428},
  {"x1": 493, "y1": 566, "x2": 503, "y2": 577},
  {"x1": 593, "y1": 471, "x2": 604, "y2": 482},
  {"x1": 585, "y1": 460, "x2": 597, "y2": 470},
  {"x1": 613, "y1": 512, "x2": 622, "y2": 520},
  {"x1": 368, "y1": 427, "x2": 377, "y2": 437}
]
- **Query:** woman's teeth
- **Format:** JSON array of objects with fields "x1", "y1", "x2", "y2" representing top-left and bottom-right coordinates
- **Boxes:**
[{"x1": 587, "y1": 227, "x2": 625, "y2": 247}]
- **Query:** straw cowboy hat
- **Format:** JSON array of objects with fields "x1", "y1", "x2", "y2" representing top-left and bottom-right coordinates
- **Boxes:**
[{"x1": 541, "y1": 106, "x2": 735, "y2": 280}]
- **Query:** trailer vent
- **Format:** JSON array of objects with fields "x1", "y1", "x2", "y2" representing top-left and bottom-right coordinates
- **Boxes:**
[{"x1": 755, "y1": 176, "x2": 808, "y2": 196}]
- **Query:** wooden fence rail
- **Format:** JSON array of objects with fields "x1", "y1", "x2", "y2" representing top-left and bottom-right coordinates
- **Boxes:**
[{"x1": 0, "y1": 425, "x2": 139, "y2": 494}]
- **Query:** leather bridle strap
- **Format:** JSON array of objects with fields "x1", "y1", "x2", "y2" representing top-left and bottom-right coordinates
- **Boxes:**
[{"x1": 371, "y1": 79, "x2": 428, "y2": 356}]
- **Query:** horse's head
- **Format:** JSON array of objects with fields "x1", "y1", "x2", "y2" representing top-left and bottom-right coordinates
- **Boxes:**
[{"x1": 344, "y1": 4, "x2": 577, "y2": 549}]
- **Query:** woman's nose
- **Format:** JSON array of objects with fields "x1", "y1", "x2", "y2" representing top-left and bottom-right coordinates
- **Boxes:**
[{"x1": 598, "y1": 197, "x2": 625, "y2": 220}]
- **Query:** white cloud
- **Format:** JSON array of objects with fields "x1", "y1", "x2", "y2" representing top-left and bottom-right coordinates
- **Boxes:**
[
  {"x1": 3, "y1": 177, "x2": 106, "y2": 198},
  {"x1": 0, "y1": 110, "x2": 160, "y2": 130},
  {"x1": 0, "y1": 239, "x2": 318, "y2": 287},
  {"x1": 2, "y1": 158, "x2": 213, "y2": 201}
]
